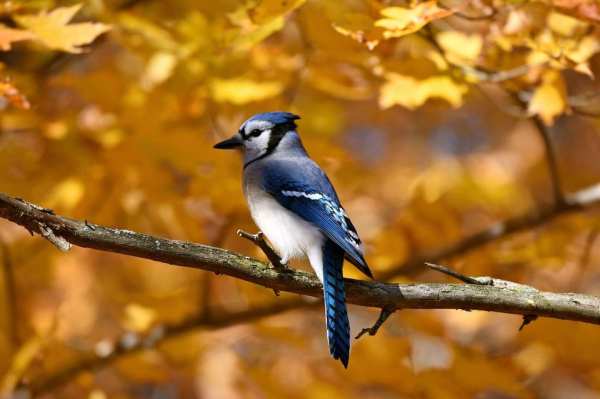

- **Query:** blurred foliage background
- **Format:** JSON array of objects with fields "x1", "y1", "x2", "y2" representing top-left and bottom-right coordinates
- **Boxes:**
[{"x1": 2, "y1": 0, "x2": 600, "y2": 397}]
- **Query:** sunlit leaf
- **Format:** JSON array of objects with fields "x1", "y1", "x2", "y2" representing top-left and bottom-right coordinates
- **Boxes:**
[
  {"x1": 528, "y1": 70, "x2": 568, "y2": 125},
  {"x1": 548, "y1": 11, "x2": 588, "y2": 36},
  {"x1": 332, "y1": 12, "x2": 381, "y2": 50},
  {"x1": 0, "y1": 24, "x2": 33, "y2": 50},
  {"x1": 123, "y1": 303, "x2": 157, "y2": 332},
  {"x1": 45, "y1": 178, "x2": 85, "y2": 210},
  {"x1": 140, "y1": 52, "x2": 178, "y2": 90},
  {"x1": 436, "y1": 31, "x2": 483, "y2": 65},
  {"x1": 375, "y1": 2, "x2": 454, "y2": 39},
  {"x1": 0, "y1": 335, "x2": 46, "y2": 394},
  {"x1": 15, "y1": 4, "x2": 110, "y2": 53},
  {"x1": 210, "y1": 77, "x2": 283, "y2": 104},
  {"x1": 379, "y1": 73, "x2": 468, "y2": 109}
]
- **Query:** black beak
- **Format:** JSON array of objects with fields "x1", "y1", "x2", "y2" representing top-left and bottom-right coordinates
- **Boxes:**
[{"x1": 213, "y1": 135, "x2": 243, "y2": 150}]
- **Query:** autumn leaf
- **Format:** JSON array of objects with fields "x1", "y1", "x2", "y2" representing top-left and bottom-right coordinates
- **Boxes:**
[
  {"x1": 0, "y1": 24, "x2": 33, "y2": 51},
  {"x1": 547, "y1": 11, "x2": 588, "y2": 36},
  {"x1": 210, "y1": 77, "x2": 283, "y2": 104},
  {"x1": 375, "y1": 1, "x2": 454, "y2": 39},
  {"x1": 45, "y1": 178, "x2": 85, "y2": 210},
  {"x1": 332, "y1": 12, "x2": 381, "y2": 50},
  {"x1": 528, "y1": 70, "x2": 569, "y2": 125},
  {"x1": 436, "y1": 31, "x2": 483, "y2": 65},
  {"x1": 15, "y1": 4, "x2": 110, "y2": 53},
  {"x1": 123, "y1": 303, "x2": 157, "y2": 332},
  {"x1": 379, "y1": 73, "x2": 468, "y2": 109}
]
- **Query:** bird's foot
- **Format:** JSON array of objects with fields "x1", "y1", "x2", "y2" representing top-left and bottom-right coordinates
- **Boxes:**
[{"x1": 236, "y1": 229, "x2": 289, "y2": 271}]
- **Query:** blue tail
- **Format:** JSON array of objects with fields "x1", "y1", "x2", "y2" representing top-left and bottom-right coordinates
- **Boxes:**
[{"x1": 322, "y1": 239, "x2": 350, "y2": 368}]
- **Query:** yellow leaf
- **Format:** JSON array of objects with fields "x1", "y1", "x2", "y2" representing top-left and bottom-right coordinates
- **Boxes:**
[
  {"x1": 117, "y1": 12, "x2": 177, "y2": 52},
  {"x1": 547, "y1": 11, "x2": 587, "y2": 37},
  {"x1": 229, "y1": 0, "x2": 306, "y2": 53},
  {"x1": 210, "y1": 77, "x2": 283, "y2": 104},
  {"x1": 140, "y1": 52, "x2": 178, "y2": 90},
  {"x1": 123, "y1": 303, "x2": 156, "y2": 332},
  {"x1": 15, "y1": 4, "x2": 110, "y2": 53},
  {"x1": 1, "y1": 335, "x2": 46, "y2": 394},
  {"x1": 332, "y1": 12, "x2": 381, "y2": 50},
  {"x1": 528, "y1": 70, "x2": 568, "y2": 125},
  {"x1": 436, "y1": 31, "x2": 483, "y2": 65},
  {"x1": 231, "y1": 15, "x2": 285, "y2": 53},
  {"x1": 375, "y1": 2, "x2": 453, "y2": 39},
  {"x1": 0, "y1": 24, "x2": 33, "y2": 50},
  {"x1": 379, "y1": 73, "x2": 468, "y2": 109},
  {"x1": 46, "y1": 178, "x2": 85, "y2": 210},
  {"x1": 567, "y1": 35, "x2": 600, "y2": 64}
]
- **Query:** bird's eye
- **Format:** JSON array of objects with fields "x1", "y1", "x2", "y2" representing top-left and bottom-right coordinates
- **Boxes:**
[{"x1": 249, "y1": 129, "x2": 262, "y2": 138}]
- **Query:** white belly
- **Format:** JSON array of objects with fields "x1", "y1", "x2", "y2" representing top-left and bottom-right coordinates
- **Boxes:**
[{"x1": 246, "y1": 187, "x2": 324, "y2": 270}]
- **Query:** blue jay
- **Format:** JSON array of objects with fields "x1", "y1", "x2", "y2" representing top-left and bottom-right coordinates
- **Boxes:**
[{"x1": 214, "y1": 112, "x2": 373, "y2": 367}]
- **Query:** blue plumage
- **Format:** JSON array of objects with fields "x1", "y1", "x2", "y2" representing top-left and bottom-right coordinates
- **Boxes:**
[
  {"x1": 322, "y1": 239, "x2": 350, "y2": 367},
  {"x1": 214, "y1": 111, "x2": 373, "y2": 368},
  {"x1": 247, "y1": 111, "x2": 300, "y2": 125},
  {"x1": 261, "y1": 164, "x2": 371, "y2": 278}
]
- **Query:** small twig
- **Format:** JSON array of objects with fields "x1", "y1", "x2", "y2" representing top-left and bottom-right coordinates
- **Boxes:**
[
  {"x1": 425, "y1": 262, "x2": 492, "y2": 285},
  {"x1": 519, "y1": 314, "x2": 538, "y2": 331},
  {"x1": 237, "y1": 229, "x2": 287, "y2": 270},
  {"x1": 580, "y1": 227, "x2": 599, "y2": 269},
  {"x1": 237, "y1": 229, "x2": 288, "y2": 296},
  {"x1": 531, "y1": 116, "x2": 565, "y2": 207},
  {"x1": 355, "y1": 307, "x2": 395, "y2": 339},
  {"x1": 37, "y1": 223, "x2": 72, "y2": 252}
]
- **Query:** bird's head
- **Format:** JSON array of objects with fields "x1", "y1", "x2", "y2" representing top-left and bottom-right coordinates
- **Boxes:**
[{"x1": 214, "y1": 112, "x2": 301, "y2": 165}]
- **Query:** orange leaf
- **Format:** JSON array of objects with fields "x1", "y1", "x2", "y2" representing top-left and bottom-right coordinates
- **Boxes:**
[{"x1": 0, "y1": 24, "x2": 33, "y2": 51}]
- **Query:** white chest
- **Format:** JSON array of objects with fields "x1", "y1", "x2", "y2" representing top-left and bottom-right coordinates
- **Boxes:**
[{"x1": 244, "y1": 185, "x2": 324, "y2": 264}]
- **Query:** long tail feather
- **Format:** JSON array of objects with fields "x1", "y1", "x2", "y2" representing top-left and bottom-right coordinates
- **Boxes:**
[{"x1": 322, "y1": 239, "x2": 350, "y2": 368}]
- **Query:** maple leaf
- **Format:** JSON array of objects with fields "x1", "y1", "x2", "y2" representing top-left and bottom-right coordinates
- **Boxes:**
[
  {"x1": 436, "y1": 31, "x2": 483, "y2": 66},
  {"x1": 375, "y1": 1, "x2": 454, "y2": 39},
  {"x1": 15, "y1": 4, "x2": 110, "y2": 53},
  {"x1": 210, "y1": 77, "x2": 283, "y2": 104},
  {"x1": 0, "y1": 24, "x2": 33, "y2": 51},
  {"x1": 528, "y1": 70, "x2": 569, "y2": 125},
  {"x1": 379, "y1": 73, "x2": 468, "y2": 109}
]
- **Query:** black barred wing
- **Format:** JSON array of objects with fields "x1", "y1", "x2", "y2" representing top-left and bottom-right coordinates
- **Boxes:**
[{"x1": 262, "y1": 178, "x2": 372, "y2": 278}]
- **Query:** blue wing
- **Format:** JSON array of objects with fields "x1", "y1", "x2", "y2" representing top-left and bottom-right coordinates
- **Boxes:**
[{"x1": 260, "y1": 159, "x2": 372, "y2": 278}]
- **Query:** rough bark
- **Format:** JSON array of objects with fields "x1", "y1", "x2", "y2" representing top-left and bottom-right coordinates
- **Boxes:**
[{"x1": 2, "y1": 191, "x2": 600, "y2": 325}]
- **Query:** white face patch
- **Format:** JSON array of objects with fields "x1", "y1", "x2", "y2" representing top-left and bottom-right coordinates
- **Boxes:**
[{"x1": 241, "y1": 119, "x2": 274, "y2": 160}]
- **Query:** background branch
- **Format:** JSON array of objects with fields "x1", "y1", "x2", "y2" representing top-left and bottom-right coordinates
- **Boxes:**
[{"x1": 28, "y1": 299, "x2": 314, "y2": 396}]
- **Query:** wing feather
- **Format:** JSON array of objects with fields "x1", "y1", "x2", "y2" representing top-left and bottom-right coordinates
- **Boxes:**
[{"x1": 260, "y1": 159, "x2": 372, "y2": 278}]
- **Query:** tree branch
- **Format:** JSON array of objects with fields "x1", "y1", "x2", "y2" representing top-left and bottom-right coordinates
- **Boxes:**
[{"x1": 1, "y1": 191, "x2": 600, "y2": 324}]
